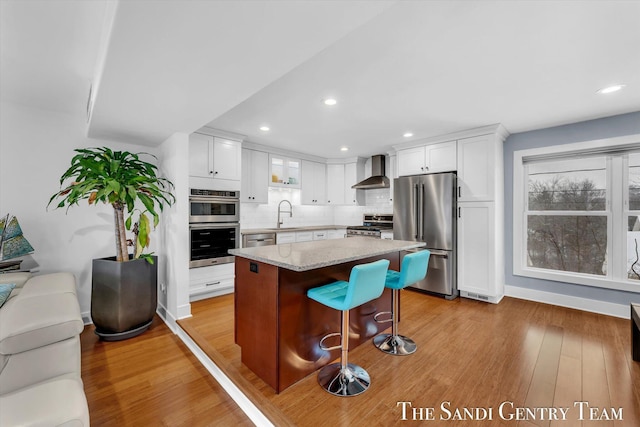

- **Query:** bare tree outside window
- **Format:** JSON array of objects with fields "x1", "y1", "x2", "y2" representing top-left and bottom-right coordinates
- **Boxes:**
[{"x1": 526, "y1": 158, "x2": 607, "y2": 276}]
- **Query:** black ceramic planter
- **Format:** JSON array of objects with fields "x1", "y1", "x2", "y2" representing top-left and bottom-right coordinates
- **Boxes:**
[{"x1": 91, "y1": 255, "x2": 158, "y2": 341}]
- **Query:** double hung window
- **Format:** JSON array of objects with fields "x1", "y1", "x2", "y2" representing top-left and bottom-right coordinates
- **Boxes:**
[{"x1": 513, "y1": 135, "x2": 640, "y2": 292}]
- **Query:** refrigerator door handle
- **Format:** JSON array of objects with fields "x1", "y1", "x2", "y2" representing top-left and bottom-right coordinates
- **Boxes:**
[
  {"x1": 414, "y1": 184, "x2": 419, "y2": 239},
  {"x1": 419, "y1": 183, "x2": 425, "y2": 240}
]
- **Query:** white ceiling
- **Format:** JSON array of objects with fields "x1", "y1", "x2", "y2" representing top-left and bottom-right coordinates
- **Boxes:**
[{"x1": 2, "y1": 1, "x2": 639, "y2": 159}]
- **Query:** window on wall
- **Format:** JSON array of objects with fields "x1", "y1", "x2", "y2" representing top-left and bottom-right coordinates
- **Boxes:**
[
  {"x1": 526, "y1": 156, "x2": 608, "y2": 276},
  {"x1": 513, "y1": 134, "x2": 640, "y2": 292}
]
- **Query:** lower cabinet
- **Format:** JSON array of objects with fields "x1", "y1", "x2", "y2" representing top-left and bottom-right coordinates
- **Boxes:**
[
  {"x1": 189, "y1": 263, "x2": 235, "y2": 301},
  {"x1": 457, "y1": 201, "x2": 503, "y2": 303},
  {"x1": 277, "y1": 232, "x2": 296, "y2": 244}
]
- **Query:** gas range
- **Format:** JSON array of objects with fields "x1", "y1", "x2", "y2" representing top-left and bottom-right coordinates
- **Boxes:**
[{"x1": 346, "y1": 214, "x2": 393, "y2": 238}]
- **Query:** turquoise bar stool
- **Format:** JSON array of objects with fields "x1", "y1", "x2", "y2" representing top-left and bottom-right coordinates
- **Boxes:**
[
  {"x1": 307, "y1": 259, "x2": 390, "y2": 397},
  {"x1": 373, "y1": 250, "x2": 430, "y2": 356}
]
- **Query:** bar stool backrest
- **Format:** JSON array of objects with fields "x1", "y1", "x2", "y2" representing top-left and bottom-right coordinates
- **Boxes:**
[
  {"x1": 399, "y1": 250, "x2": 431, "y2": 288},
  {"x1": 345, "y1": 259, "x2": 390, "y2": 310}
]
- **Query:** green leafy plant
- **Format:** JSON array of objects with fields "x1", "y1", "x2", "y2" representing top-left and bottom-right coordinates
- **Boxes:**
[{"x1": 48, "y1": 147, "x2": 175, "y2": 263}]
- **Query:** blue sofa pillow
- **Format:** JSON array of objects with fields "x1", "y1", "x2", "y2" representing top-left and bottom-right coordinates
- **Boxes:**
[{"x1": 0, "y1": 283, "x2": 16, "y2": 308}]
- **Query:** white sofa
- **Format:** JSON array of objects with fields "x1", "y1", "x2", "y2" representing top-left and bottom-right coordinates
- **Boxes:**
[{"x1": 0, "y1": 272, "x2": 90, "y2": 426}]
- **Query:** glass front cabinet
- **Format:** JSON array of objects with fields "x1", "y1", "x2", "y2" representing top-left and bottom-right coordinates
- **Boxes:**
[{"x1": 269, "y1": 155, "x2": 301, "y2": 188}]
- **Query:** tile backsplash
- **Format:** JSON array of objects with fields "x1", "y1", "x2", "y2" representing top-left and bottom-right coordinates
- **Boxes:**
[{"x1": 240, "y1": 188, "x2": 392, "y2": 229}]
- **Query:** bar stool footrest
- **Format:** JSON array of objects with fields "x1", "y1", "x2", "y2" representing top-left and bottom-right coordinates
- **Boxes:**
[
  {"x1": 373, "y1": 333, "x2": 417, "y2": 356},
  {"x1": 317, "y1": 362, "x2": 371, "y2": 396}
]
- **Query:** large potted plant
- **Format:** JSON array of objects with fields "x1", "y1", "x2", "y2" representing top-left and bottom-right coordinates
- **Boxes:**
[{"x1": 49, "y1": 147, "x2": 175, "y2": 340}]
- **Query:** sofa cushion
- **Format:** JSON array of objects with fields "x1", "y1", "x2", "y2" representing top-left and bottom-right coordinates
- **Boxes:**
[
  {"x1": 0, "y1": 292, "x2": 83, "y2": 355},
  {"x1": 0, "y1": 283, "x2": 15, "y2": 308},
  {"x1": 0, "y1": 377, "x2": 89, "y2": 426},
  {"x1": 16, "y1": 272, "x2": 77, "y2": 298}
]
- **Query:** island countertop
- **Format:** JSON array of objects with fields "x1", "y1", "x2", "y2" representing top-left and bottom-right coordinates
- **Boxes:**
[{"x1": 229, "y1": 237, "x2": 425, "y2": 272}]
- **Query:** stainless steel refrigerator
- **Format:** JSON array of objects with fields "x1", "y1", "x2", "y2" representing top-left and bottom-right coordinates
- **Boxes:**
[{"x1": 393, "y1": 172, "x2": 458, "y2": 299}]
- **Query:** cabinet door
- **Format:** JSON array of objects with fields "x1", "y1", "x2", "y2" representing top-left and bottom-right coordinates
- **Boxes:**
[
  {"x1": 427, "y1": 141, "x2": 457, "y2": 172},
  {"x1": 457, "y1": 134, "x2": 495, "y2": 201},
  {"x1": 250, "y1": 150, "x2": 269, "y2": 204},
  {"x1": 242, "y1": 149, "x2": 269, "y2": 203},
  {"x1": 344, "y1": 162, "x2": 363, "y2": 205},
  {"x1": 301, "y1": 160, "x2": 326, "y2": 204},
  {"x1": 189, "y1": 133, "x2": 213, "y2": 178},
  {"x1": 326, "y1": 164, "x2": 345, "y2": 205},
  {"x1": 457, "y1": 201, "x2": 496, "y2": 297},
  {"x1": 397, "y1": 146, "x2": 426, "y2": 176},
  {"x1": 212, "y1": 138, "x2": 241, "y2": 181}
]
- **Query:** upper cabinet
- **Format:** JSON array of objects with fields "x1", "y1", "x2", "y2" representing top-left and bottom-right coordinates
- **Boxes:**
[
  {"x1": 270, "y1": 155, "x2": 301, "y2": 188},
  {"x1": 397, "y1": 141, "x2": 456, "y2": 177},
  {"x1": 301, "y1": 160, "x2": 326, "y2": 205},
  {"x1": 457, "y1": 134, "x2": 497, "y2": 202},
  {"x1": 241, "y1": 149, "x2": 269, "y2": 203},
  {"x1": 326, "y1": 164, "x2": 346, "y2": 205},
  {"x1": 189, "y1": 133, "x2": 241, "y2": 189},
  {"x1": 326, "y1": 159, "x2": 366, "y2": 206}
]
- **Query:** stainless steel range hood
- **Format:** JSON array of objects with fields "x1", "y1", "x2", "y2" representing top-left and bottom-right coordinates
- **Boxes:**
[{"x1": 351, "y1": 155, "x2": 390, "y2": 189}]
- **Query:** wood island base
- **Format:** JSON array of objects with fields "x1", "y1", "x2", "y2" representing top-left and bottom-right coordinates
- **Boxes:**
[{"x1": 234, "y1": 253, "x2": 400, "y2": 393}]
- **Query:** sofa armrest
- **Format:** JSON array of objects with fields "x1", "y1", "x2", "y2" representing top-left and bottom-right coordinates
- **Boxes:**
[{"x1": 0, "y1": 272, "x2": 32, "y2": 288}]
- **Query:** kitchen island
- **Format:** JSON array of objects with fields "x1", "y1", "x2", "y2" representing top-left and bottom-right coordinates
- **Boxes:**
[{"x1": 229, "y1": 237, "x2": 425, "y2": 393}]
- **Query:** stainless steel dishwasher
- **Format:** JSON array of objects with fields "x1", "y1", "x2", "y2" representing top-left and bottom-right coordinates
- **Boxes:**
[{"x1": 242, "y1": 232, "x2": 276, "y2": 247}]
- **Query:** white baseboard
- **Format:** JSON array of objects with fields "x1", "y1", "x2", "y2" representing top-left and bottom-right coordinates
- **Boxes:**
[
  {"x1": 175, "y1": 326, "x2": 274, "y2": 427},
  {"x1": 504, "y1": 285, "x2": 629, "y2": 319}
]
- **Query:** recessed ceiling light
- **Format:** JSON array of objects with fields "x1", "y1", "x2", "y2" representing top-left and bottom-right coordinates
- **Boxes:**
[
  {"x1": 597, "y1": 84, "x2": 626, "y2": 94},
  {"x1": 259, "y1": 126, "x2": 270, "y2": 131},
  {"x1": 340, "y1": 147, "x2": 349, "y2": 152},
  {"x1": 323, "y1": 98, "x2": 337, "y2": 106},
  {"x1": 403, "y1": 132, "x2": 414, "y2": 138}
]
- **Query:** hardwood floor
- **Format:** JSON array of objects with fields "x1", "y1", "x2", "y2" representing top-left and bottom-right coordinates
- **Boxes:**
[
  {"x1": 178, "y1": 291, "x2": 640, "y2": 427},
  {"x1": 80, "y1": 317, "x2": 252, "y2": 426}
]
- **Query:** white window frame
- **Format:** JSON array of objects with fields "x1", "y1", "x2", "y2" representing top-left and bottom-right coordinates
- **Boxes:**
[{"x1": 513, "y1": 133, "x2": 640, "y2": 293}]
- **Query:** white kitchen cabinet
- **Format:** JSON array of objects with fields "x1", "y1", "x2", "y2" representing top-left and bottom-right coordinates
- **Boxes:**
[
  {"x1": 457, "y1": 134, "x2": 498, "y2": 202},
  {"x1": 277, "y1": 232, "x2": 296, "y2": 244},
  {"x1": 189, "y1": 133, "x2": 241, "y2": 182},
  {"x1": 326, "y1": 164, "x2": 346, "y2": 205},
  {"x1": 328, "y1": 229, "x2": 346, "y2": 239},
  {"x1": 457, "y1": 202, "x2": 502, "y2": 303},
  {"x1": 327, "y1": 161, "x2": 365, "y2": 206},
  {"x1": 312, "y1": 230, "x2": 328, "y2": 240},
  {"x1": 189, "y1": 263, "x2": 235, "y2": 301},
  {"x1": 241, "y1": 149, "x2": 269, "y2": 203},
  {"x1": 344, "y1": 160, "x2": 366, "y2": 205},
  {"x1": 301, "y1": 160, "x2": 327, "y2": 205},
  {"x1": 397, "y1": 141, "x2": 456, "y2": 177},
  {"x1": 295, "y1": 231, "x2": 313, "y2": 242},
  {"x1": 381, "y1": 231, "x2": 393, "y2": 240},
  {"x1": 270, "y1": 155, "x2": 300, "y2": 188}
]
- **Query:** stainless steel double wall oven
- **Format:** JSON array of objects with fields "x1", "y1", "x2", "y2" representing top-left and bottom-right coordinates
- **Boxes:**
[{"x1": 189, "y1": 189, "x2": 239, "y2": 268}]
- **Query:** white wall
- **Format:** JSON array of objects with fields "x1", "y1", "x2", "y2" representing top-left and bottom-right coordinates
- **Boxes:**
[
  {"x1": 158, "y1": 132, "x2": 190, "y2": 326},
  {"x1": 0, "y1": 101, "x2": 162, "y2": 318},
  {"x1": 240, "y1": 187, "x2": 392, "y2": 229}
]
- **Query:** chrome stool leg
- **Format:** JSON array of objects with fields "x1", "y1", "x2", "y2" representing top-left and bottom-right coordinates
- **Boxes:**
[
  {"x1": 373, "y1": 289, "x2": 417, "y2": 355},
  {"x1": 318, "y1": 308, "x2": 370, "y2": 396}
]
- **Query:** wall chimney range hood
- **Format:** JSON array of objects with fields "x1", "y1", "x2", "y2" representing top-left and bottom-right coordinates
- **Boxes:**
[{"x1": 351, "y1": 155, "x2": 390, "y2": 189}]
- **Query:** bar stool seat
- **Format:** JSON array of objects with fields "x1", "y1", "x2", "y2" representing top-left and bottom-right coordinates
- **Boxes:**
[
  {"x1": 373, "y1": 250, "x2": 430, "y2": 355},
  {"x1": 307, "y1": 259, "x2": 390, "y2": 397}
]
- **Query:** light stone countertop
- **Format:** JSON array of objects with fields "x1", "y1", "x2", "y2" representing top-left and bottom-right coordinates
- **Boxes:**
[
  {"x1": 240, "y1": 225, "x2": 350, "y2": 235},
  {"x1": 229, "y1": 237, "x2": 425, "y2": 272}
]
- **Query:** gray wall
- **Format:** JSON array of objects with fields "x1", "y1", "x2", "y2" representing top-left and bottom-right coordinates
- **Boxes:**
[{"x1": 504, "y1": 111, "x2": 640, "y2": 305}]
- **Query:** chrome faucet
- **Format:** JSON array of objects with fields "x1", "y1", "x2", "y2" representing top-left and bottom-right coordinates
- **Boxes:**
[{"x1": 277, "y1": 200, "x2": 293, "y2": 229}]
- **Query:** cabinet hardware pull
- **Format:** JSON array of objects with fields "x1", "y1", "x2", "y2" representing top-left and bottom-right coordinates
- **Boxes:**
[
  {"x1": 200, "y1": 244, "x2": 211, "y2": 248},
  {"x1": 458, "y1": 186, "x2": 461, "y2": 198},
  {"x1": 205, "y1": 281, "x2": 221, "y2": 287},
  {"x1": 200, "y1": 232, "x2": 210, "y2": 235},
  {"x1": 458, "y1": 207, "x2": 461, "y2": 218}
]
